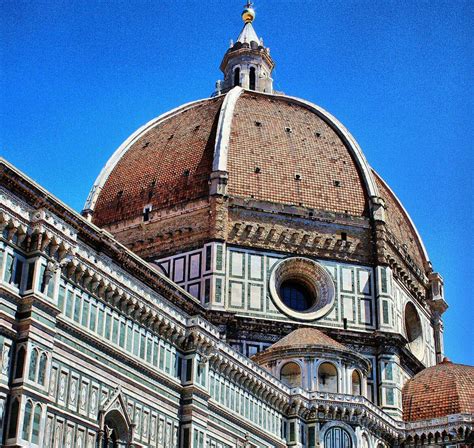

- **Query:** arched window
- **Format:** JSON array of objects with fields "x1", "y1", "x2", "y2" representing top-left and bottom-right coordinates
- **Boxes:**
[
  {"x1": 22, "y1": 400, "x2": 33, "y2": 441},
  {"x1": 38, "y1": 353, "x2": 48, "y2": 385},
  {"x1": 28, "y1": 349, "x2": 39, "y2": 381},
  {"x1": 318, "y1": 362, "x2": 338, "y2": 393},
  {"x1": 233, "y1": 67, "x2": 241, "y2": 87},
  {"x1": 324, "y1": 426, "x2": 352, "y2": 448},
  {"x1": 351, "y1": 370, "x2": 361, "y2": 395},
  {"x1": 280, "y1": 362, "x2": 302, "y2": 388},
  {"x1": 249, "y1": 67, "x2": 256, "y2": 90},
  {"x1": 8, "y1": 399, "x2": 20, "y2": 439},
  {"x1": 31, "y1": 404, "x2": 42, "y2": 444},
  {"x1": 14, "y1": 346, "x2": 26, "y2": 379}
]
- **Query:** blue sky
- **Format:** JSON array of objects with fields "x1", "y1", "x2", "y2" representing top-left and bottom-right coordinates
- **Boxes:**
[{"x1": 1, "y1": 1, "x2": 472, "y2": 364}]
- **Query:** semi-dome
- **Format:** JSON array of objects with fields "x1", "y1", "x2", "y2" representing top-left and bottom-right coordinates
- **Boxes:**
[
  {"x1": 402, "y1": 358, "x2": 474, "y2": 421},
  {"x1": 252, "y1": 327, "x2": 371, "y2": 392}
]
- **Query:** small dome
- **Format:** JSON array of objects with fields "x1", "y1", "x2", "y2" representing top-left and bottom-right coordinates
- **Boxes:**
[
  {"x1": 402, "y1": 358, "x2": 474, "y2": 421},
  {"x1": 252, "y1": 327, "x2": 371, "y2": 378},
  {"x1": 265, "y1": 327, "x2": 347, "y2": 352}
]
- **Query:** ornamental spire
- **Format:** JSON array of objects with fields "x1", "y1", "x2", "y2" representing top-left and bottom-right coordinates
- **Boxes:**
[
  {"x1": 242, "y1": 2, "x2": 256, "y2": 23},
  {"x1": 214, "y1": 2, "x2": 275, "y2": 95}
]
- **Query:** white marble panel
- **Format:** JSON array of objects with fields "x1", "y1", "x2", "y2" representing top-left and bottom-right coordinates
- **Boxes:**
[
  {"x1": 230, "y1": 252, "x2": 244, "y2": 277},
  {"x1": 230, "y1": 282, "x2": 244, "y2": 307}
]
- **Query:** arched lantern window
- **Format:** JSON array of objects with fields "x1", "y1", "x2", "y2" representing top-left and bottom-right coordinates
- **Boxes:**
[
  {"x1": 351, "y1": 370, "x2": 361, "y2": 395},
  {"x1": 249, "y1": 67, "x2": 256, "y2": 90},
  {"x1": 233, "y1": 67, "x2": 241, "y2": 87},
  {"x1": 280, "y1": 362, "x2": 302, "y2": 388},
  {"x1": 318, "y1": 362, "x2": 338, "y2": 393}
]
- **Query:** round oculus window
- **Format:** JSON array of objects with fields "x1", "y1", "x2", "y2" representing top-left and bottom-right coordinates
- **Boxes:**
[
  {"x1": 280, "y1": 280, "x2": 315, "y2": 312},
  {"x1": 269, "y1": 257, "x2": 335, "y2": 321}
]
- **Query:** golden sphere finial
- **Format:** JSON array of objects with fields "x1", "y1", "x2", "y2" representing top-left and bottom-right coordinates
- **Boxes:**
[{"x1": 242, "y1": 2, "x2": 255, "y2": 23}]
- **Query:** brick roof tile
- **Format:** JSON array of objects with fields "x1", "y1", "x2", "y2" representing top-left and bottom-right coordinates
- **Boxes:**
[
  {"x1": 402, "y1": 359, "x2": 474, "y2": 421},
  {"x1": 227, "y1": 92, "x2": 369, "y2": 216},
  {"x1": 266, "y1": 327, "x2": 347, "y2": 352}
]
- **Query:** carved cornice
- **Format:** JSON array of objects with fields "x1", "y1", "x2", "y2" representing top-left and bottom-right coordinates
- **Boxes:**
[{"x1": 1, "y1": 161, "x2": 204, "y2": 317}]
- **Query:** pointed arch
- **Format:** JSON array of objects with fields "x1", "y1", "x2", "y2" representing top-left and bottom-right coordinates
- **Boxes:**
[
  {"x1": 104, "y1": 409, "x2": 129, "y2": 447},
  {"x1": 98, "y1": 388, "x2": 133, "y2": 448},
  {"x1": 31, "y1": 403, "x2": 42, "y2": 444},
  {"x1": 22, "y1": 400, "x2": 33, "y2": 441},
  {"x1": 28, "y1": 348, "x2": 39, "y2": 381},
  {"x1": 38, "y1": 352, "x2": 48, "y2": 385},
  {"x1": 14, "y1": 345, "x2": 26, "y2": 379}
]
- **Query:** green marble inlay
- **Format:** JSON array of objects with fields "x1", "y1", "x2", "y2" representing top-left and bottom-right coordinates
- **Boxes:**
[
  {"x1": 382, "y1": 300, "x2": 389, "y2": 325},
  {"x1": 216, "y1": 245, "x2": 223, "y2": 271},
  {"x1": 31, "y1": 310, "x2": 56, "y2": 329},
  {"x1": 381, "y1": 267, "x2": 388, "y2": 293},
  {"x1": 215, "y1": 277, "x2": 223, "y2": 303}
]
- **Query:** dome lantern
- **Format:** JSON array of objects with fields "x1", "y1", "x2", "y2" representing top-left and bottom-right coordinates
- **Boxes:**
[{"x1": 216, "y1": 2, "x2": 275, "y2": 94}]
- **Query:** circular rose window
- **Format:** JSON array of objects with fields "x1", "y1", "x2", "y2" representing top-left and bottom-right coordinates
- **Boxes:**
[{"x1": 269, "y1": 257, "x2": 335, "y2": 321}]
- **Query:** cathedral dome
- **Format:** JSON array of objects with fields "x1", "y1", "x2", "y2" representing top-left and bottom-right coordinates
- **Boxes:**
[
  {"x1": 86, "y1": 89, "x2": 372, "y2": 223},
  {"x1": 84, "y1": 87, "x2": 429, "y2": 277},
  {"x1": 402, "y1": 359, "x2": 474, "y2": 421}
]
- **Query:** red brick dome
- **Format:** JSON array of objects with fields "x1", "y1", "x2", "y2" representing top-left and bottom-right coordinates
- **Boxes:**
[
  {"x1": 86, "y1": 90, "x2": 372, "y2": 224},
  {"x1": 402, "y1": 359, "x2": 474, "y2": 421},
  {"x1": 84, "y1": 87, "x2": 429, "y2": 275},
  {"x1": 88, "y1": 96, "x2": 225, "y2": 227}
]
